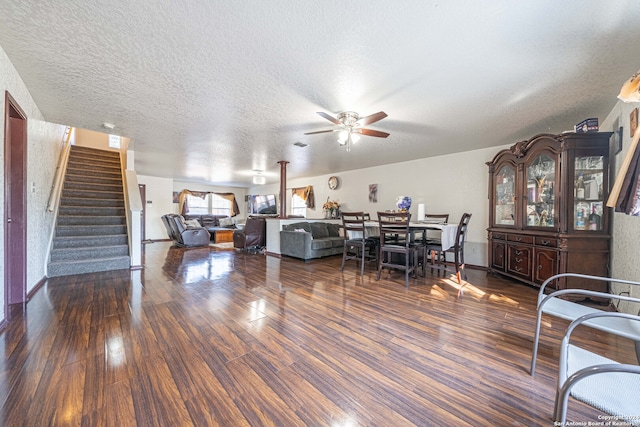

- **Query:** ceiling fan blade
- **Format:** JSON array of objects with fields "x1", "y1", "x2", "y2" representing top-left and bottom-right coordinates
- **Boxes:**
[
  {"x1": 316, "y1": 112, "x2": 341, "y2": 125},
  {"x1": 360, "y1": 128, "x2": 390, "y2": 138},
  {"x1": 357, "y1": 111, "x2": 387, "y2": 126},
  {"x1": 304, "y1": 129, "x2": 337, "y2": 135}
]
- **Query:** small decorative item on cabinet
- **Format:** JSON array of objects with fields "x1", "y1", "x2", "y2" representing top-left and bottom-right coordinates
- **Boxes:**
[{"x1": 396, "y1": 196, "x2": 412, "y2": 212}]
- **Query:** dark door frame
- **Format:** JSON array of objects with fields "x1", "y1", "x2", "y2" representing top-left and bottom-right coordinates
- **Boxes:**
[
  {"x1": 4, "y1": 91, "x2": 28, "y2": 315},
  {"x1": 139, "y1": 184, "x2": 146, "y2": 242}
]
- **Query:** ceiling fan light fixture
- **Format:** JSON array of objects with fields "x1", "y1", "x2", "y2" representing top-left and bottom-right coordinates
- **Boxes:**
[{"x1": 337, "y1": 130, "x2": 349, "y2": 144}]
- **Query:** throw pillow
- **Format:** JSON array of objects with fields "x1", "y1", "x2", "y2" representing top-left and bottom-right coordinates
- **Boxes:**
[
  {"x1": 219, "y1": 217, "x2": 234, "y2": 227},
  {"x1": 311, "y1": 222, "x2": 329, "y2": 239},
  {"x1": 185, "y1": 219, "x2": 201, "y2": 228},
  {"x1": 294, "y1": 228, "x2": 306, "y2": 232}
]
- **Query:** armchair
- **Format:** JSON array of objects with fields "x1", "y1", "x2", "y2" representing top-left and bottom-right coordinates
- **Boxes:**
[{"x1": 233, "y1": 217, "x2": 266, "y2": 250}]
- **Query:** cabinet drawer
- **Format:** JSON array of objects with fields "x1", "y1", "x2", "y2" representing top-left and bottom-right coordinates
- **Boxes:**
[
  {"x1": 507, "y1": 244, "x2": 533, "y2": 280},
  {"x1": 492, "y1": 232, "x2": 506, "y2": 241},
  {"x1": 535, "y1": 237, "x2": 558, "y2": 247},
  {"x1": 507, "y1": 234, "x2": 533, "y2": 244}
]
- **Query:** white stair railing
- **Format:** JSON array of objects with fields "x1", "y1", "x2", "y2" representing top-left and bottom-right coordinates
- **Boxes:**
[{"x1": 47, "y1": 126, "x2": 74, "y2": 212}]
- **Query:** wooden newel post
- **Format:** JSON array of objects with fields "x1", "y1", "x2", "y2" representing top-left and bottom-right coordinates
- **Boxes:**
[{"x1": 278, "y1": 160, "x2": 289, "y2": 219}]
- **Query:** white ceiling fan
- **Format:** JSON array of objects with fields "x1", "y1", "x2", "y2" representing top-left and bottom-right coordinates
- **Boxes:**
[{"x1": 304, "y1": 111, "x2": 389, "y2": 151}]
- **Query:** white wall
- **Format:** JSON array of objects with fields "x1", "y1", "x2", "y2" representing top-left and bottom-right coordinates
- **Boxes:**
[
  {"x1": 137, "y1": 175, "x2": 175, "y2": 240},
  {"x1": 0, "y1": 45, "x2": 66, "y2": 322},
  {"x1": 601, "y1": 100, "x2": 640, "y2": 315},
  {"x1": 249, "y1": 145, "x2": 505, "y2": 268}
]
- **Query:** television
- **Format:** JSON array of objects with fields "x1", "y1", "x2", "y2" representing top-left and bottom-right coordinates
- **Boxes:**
[{"x1": 249, "y1": 194, "x2": 277, "y2": 215}]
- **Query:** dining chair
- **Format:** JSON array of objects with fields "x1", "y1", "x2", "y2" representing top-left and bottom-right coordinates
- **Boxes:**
[
  {"x1": 422, "y1": 213, "x2": 450, "y2": 260},
  {"x1": 424, "y1": 212, "x2": 471, "y2": 284},
  {"x1": 376, "y1": 211, "x2": 421, "y2": 287},
  {"x1": 340, "y1": 211, "x2": 378, "y2": 275}
]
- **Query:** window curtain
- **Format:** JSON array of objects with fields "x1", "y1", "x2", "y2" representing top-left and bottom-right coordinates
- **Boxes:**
[
  {"x1": 178, "y1": 189, "x2": 241, "y2": 216},
  {"x1": 292, "y1": 185, "x2": 315, "y2": 208}
]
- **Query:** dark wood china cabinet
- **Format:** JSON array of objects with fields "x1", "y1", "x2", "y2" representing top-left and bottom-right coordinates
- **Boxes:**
[{"x1": 487, "y1": 132, "x2": 612, "y2": 293}]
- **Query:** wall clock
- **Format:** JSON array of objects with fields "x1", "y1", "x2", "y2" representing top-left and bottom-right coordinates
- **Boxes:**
[{"x1": 328, "y1": 176, "x2": 339, "y2": 190}]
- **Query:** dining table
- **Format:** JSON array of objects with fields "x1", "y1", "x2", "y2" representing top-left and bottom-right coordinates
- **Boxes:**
[{"x1": 361, "y1": 220, "x2": 459, "y2": 250}]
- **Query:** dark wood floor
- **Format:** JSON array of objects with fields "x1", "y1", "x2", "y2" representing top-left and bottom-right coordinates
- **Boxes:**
[{"x1": 0, "y1": 242, "x2": 635, "y2": 426}]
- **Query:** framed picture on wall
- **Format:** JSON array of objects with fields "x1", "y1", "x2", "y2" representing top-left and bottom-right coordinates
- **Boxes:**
[
  {"x1": 172, "y1": 191, "x2": 179, "y2": 204},
  {"x1": 369, "y1": 184, "x2": 378, "y2": 203},
  {"x1": 611, "y1": 125, "x2": 623, "y2": 155}
]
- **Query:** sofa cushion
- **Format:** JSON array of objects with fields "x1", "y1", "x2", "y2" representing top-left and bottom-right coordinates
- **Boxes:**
[
  {"x1": 331, "y1": 237, "x2": 345, "y2": 248},
  {"x1": 311, "y1": 239, "x2": 334, "y2": 250},
  {"x1": 327, "y1": 223, "x2": 341, "y2": 237},
  {"x1": 311, "y1": 222, "x2": 329, "y2": 239}
]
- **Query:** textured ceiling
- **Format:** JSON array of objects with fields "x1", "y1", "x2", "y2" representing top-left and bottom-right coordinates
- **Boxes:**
[{"x1": 1, "y1": 1, "x2": 640, "y2": 187}]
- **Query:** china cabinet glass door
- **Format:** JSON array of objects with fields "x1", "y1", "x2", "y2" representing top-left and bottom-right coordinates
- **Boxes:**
[
  {"x1": 494, "y1": 165, "x2": 515, "y2": 226},
  {"x1": 573, "y1": 155, "x2": 604, "y2": 231},
  {"x1": 525, "y1": 154, "x2": 556, "y2": 227}
]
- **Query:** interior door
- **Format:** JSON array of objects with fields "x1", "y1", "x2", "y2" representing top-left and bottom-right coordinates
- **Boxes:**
[{"x1": 4, "y1": 92, "x2": 27, "y2": 310}]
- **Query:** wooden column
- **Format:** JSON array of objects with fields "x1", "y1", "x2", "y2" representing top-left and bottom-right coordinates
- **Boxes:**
[{"x1": 278, "y1": 161, "x2": 289, "y2": 219}]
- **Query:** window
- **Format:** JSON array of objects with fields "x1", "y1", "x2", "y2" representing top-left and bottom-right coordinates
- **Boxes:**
[
  {"x1": 291, "y1": 194, "x2": 307, "y2": 217},
  {"x1": 186, "y1": 194, "x2": 208, "y2": 214},
  {"x1": 185, "y1": 193, "x2": 231, "y2": 216},
  {"x1": 108, "y1": 134, "x2": 121, "y2": 149},
  {"x1": 210, "y1": 194, "x2": 231, "y2": 216}
]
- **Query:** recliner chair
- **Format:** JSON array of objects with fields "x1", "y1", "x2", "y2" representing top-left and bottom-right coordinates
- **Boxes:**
[
  {"x1": 233, "y1": 217, "x2": 266, "y2": 250},
  {"x1": 163, "y1": 214, "x2": 211, "y2": 247}
]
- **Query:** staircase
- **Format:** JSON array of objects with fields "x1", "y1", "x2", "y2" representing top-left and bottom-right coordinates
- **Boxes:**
[{"x1": 48, "y1": 146, "x2": 130, "y2": 277}]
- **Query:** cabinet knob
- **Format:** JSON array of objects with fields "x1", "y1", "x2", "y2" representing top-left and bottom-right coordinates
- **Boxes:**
[
  {"x1": 541, "y1": 240, "x2": 549, "y2": 245},
  {"x1": 516, "y1": 237, "x2": 522, "y2": 242}
]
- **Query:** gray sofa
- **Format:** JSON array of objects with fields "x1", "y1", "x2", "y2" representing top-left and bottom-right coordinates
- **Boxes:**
[{"x1": 280, "y1": 222, "x2": 344, "y2": 260}]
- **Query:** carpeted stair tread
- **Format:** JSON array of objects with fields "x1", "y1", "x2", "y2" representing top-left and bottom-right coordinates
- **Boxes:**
[
  {"x1": 56, "y1": 224, "x2": 127, "y2": 237},
  {"x1": 48, "y1": 256, "x2": 131, "y2": 277},
  {"x1": 50, "y1": 244, "x2": 129, "y2": 261},
  {"x1": 53, "y1": 234, "x2": 128, "y2": 249},
  {"x1": 67, "y1": 159, "x2": 121, "y2": 171},
  {"x1": 60, "y1": 197, "x2": 125, "y2": 207},
  {"x1": 63, "y1": 181, "x2": 123, "y2": 192},
  {"x1": 61, "y1": 188, "x2": 124, "y2": 199},
  {"x1": 58, "y1": 206, "x2": 125, "y2": 216},
  {"x1": 64, "y1": 173, "x2": 122, "y2": 185},
  {"x1": 63, "y1": 168, "x2": 122, "y2": 179},
  {"x1": 57, "y1": 215, "x2": 126, "y2": 226},
  {"x1": 68, "y1": 155, "x2": 120, "y2": 165}
]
